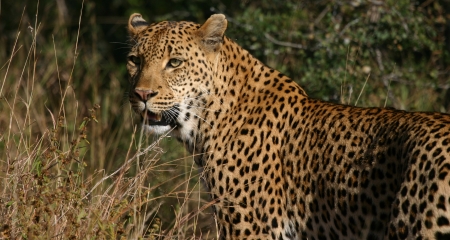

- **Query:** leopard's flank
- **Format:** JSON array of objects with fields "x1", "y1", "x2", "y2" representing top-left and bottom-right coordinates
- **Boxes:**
[{"x1": 127, "y1": 13, "x2": 450, "y2": 239}]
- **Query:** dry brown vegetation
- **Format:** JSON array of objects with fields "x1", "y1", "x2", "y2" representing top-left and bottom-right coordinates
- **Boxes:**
[{"x1": 0, "y1": 3, "x2": 214, "y2": 240}]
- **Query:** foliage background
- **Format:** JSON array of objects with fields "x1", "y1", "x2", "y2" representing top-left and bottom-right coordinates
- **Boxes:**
[{"x1": 1, "y1": 0, "x2": 450, "y2": 238}]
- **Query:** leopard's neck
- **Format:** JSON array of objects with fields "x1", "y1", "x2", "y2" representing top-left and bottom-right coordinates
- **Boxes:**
[{"x1": 184, "y1": 37, "x2": 308, "y2": 166}]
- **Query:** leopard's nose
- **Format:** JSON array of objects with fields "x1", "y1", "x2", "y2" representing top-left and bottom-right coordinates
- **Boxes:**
[{"x1": 134, "y1": 89, "x2": 157, "y2": 101}]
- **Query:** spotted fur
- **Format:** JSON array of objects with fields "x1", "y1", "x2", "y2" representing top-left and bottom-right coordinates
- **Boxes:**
[{"x1": 127, "y1": 13, "x2": 450, "y2": 239}]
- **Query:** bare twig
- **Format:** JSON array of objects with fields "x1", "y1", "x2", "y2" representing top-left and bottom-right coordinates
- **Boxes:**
[
  {"x1": 368, "y1": 0, "x2": 385, "y2": 5},
  {"x1": 375, "y1": 49, "x2": 384, "y2": 72},
  {"x1": 314, "y1": 5, "x2": 330, "y2": 26},
  {"x1": 264, "y1": 33, "x2": 303, "y2": 49},
  {"x1": 338, "y1": 18, "x2": 360, "y2": 37}
]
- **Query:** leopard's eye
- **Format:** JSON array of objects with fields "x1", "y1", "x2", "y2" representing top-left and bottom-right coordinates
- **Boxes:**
[
  {"x1": 168, "y1": 58, "x2": 182, "y2": 68},
  {"x1": 128, "y1": 55, "x2": 141, "y2": 65}
]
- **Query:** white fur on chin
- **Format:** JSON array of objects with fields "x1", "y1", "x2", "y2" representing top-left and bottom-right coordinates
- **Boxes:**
[{"x1": 143, "y1": 125, "x2": 172, "y2": 135}]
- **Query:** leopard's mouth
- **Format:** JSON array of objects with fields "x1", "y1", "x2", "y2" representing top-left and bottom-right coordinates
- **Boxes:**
[{"x1": 140, "y1": 109, "x2": 175, "y2": 126}]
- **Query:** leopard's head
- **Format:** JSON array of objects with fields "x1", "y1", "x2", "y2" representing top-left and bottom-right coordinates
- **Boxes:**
[{"x1": 127, "y1": 14, "x2": 227, "y2": 138}]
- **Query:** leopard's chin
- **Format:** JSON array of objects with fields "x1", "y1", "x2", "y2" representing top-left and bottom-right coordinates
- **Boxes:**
[{"x1": 142, "y1": 125, "x2": 173, "y2": 135}]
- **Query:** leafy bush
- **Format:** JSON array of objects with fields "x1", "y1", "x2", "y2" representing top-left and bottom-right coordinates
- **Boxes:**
[{"x1": 226, "y1": 0, "x2": 450, "y2": 111}]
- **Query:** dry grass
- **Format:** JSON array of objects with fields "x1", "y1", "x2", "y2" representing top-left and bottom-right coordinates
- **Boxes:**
[{"x1": 0, "y1": 3, "x2": 214, "y2": 240}]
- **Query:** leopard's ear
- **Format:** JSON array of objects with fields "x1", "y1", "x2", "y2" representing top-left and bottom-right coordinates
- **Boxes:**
[
  {"x1": 128, "y1": 13, "x2": 149, "y2": 37},
  {"x1": 197, "y1": 14, "x2": 227, "y2": 52}
]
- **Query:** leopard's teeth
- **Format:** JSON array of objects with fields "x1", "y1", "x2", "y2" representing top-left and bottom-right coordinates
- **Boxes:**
[
  {"x1": 141, "y1": 110, "x2": 162, "y2": 122},
  {"x1": 155, "y1": 113, "x2": 162, "y2": 121}
]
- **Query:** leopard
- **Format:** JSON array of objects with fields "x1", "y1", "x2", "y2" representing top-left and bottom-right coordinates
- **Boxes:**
[{"x1": 126, "y1": 13, "x2": 450, "y2": 239}]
